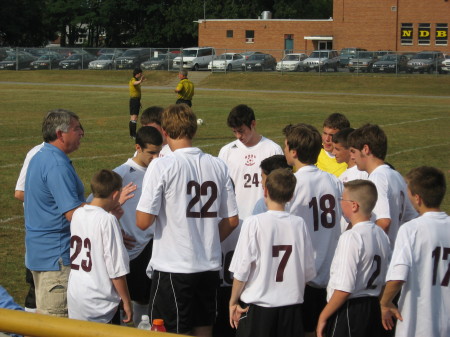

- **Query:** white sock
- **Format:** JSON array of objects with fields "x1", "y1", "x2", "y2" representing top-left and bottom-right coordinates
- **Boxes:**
[{"x1": 133, "y1": 302, "x2": 149, "y2": 327}]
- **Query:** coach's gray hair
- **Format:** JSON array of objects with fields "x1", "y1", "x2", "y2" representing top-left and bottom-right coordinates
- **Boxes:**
[{"x1": 42, "y1": 109, "x2": 79, "y2": 142}]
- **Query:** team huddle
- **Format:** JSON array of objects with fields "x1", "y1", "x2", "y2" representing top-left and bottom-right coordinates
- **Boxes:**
[{"x1": 15, "y1": 105, "x2": 449, "y2": 337}]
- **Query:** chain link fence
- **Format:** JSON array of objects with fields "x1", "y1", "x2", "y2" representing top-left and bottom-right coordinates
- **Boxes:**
[{"x1": 0, "y1": 46, "x2": 448, "y2": 75}]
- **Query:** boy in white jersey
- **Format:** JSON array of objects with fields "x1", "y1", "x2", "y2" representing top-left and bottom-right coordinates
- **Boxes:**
[
  {"x1": 331, "y1": 128, "x2": 368, "y2": 184},
  {"x1": 229, "y1": 168, "x2": 316, "y2": 337},
  {"x1": 316, "y1": 180, "x2": 391, "y2": 337},
  {"x1": 316, "y1": 113, "x2": 350, "y2": 177},
  {"x1": 348, "y1": 124, "x2": 417, "y2": 248},
  {"x1": 252, "y1": 155, "x2": 291, "y2": 215},
  {"x1": 283, "y1": 123, "x2": 343, "y2": 337},
  {"x1": 68, "y1": 170, "x2": 132, "y2": 324},
  {"x1": 136, "y1": 104, "x2": 239, "y2": 336},
  {"x1": 216, "y1": 104, "x2": 283, "y2": 336},
  {"x1": 380, "y1": 166, "x2": 449, "y2": 337},
  {"x1": 113, "y1": 126, "x2": 162, "y2": 325},
  {"x1": 140, "y1": 106, "x2": 171, "y2": 157}
]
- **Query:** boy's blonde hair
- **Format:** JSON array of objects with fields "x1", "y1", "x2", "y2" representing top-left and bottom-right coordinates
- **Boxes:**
[
  {"x1": 265, "y1": 168, "x2": 296, "y2": 204},
  {"x1": 90, "y1": 169, "x2": 122, "y2": 198},
  {"x1": 162, "y1": 104, "x2": 197, "y2": 140},
  {"x1": 344, "y1": 179, "x2": 378, "y2": 216}
]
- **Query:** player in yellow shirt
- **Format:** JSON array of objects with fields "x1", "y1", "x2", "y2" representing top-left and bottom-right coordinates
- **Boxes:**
[
  {"x1": 129, "y1": 68, "x2": 145, "y2": 138},
  {"x1": 175, "y1": 69, "x2": 194, "y2": 107},
  {"x1": 316, "y1": 113, "x2": 350, "y2": 177}
]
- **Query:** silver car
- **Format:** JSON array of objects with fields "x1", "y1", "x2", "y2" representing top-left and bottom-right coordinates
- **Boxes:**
[
  {"x1": 208, "y1": 53, "x2": 244, "y2": 71},
  {"x1": 88, "y1": 54, "x2": 117, "y2": 70}
]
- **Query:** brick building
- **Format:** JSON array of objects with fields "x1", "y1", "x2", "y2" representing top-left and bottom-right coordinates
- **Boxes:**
[{"x1": 197, "y1": 0, "x2": 449, "y2": 58}]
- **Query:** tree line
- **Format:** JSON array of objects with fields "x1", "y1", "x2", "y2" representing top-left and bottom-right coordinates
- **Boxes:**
[{"x1": 0, "y1": 0, "x2": 332, "y2": 47}]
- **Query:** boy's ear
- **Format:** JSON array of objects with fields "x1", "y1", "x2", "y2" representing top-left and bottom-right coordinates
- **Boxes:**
[
  {"x1": 263, "y1": 186, "x2": 269, "y2": 199},
  {"x1": 135, "y1": 144, "x2": 141, "y2": 152},
  {"x1": 112, "y1": 190, "x2": 121, "y2": 200},
  {"x1": 362, "y1": 144, "x2": 370, "y2": 156}
]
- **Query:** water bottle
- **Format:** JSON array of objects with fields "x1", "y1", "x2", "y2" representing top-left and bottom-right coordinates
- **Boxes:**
[
  {"x1": 150, "y1": 318, "x2": 167, "y2": 332},
  {"x1": 137, "y1": 315, "x2": 151, "y2": 330}
]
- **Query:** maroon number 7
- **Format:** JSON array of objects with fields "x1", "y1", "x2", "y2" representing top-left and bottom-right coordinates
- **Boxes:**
[{"x1": 272, "y1": 245, "x2": 292, "y2": 282}]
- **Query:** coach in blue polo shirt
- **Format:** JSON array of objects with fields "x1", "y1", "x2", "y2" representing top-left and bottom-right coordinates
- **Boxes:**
[{"x1": 24, "y1": 109, "x2": 85, "y2": 317}]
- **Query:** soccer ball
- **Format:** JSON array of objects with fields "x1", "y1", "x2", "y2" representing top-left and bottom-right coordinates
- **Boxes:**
[{"x1": 197, "y1": 118, "x2": 204, "y2": 125}]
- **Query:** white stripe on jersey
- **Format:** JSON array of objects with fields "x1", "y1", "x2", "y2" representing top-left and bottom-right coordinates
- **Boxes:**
[
  {"x1": 386, "y1": 212, "x2": 450, "y2": 337},
  {"x1": 327, "y1": 221, "x2": 391, "y2": 301},
  {"x1": 287, "y1": 165, "x2": 343, "y2": 288}
]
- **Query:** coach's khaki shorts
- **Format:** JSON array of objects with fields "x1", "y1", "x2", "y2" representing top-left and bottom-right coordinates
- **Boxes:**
[{"x1": 31, "y1": 259, "x2": 70, "y2": 317}]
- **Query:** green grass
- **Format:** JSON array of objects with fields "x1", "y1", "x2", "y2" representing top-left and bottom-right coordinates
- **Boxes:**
[{"x1": 0, "y1": 70, "x2": 449, "y2": 303}]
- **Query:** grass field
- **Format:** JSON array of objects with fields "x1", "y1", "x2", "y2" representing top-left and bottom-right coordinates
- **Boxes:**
[{"x1": 0, "y1": 70, "x2": 449, "y2": 304}]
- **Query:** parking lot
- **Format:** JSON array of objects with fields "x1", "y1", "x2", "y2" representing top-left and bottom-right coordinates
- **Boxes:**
[{"x1": 1, "y1": 46, "x2": 449, "y2": 75}]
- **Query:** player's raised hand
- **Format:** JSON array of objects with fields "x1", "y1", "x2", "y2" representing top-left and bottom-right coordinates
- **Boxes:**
[
  {"x1": 381, "y1": 302, "x2": 403, "y2": 330},
  {"x1": 119, "y1": 182, "x2": 137, "y2": 206}
]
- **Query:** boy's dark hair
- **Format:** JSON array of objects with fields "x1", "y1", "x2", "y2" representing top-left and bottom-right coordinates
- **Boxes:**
[
  {"x1": 344, "y1": 179, "x2": 378, "y2": 216},
  {"x1": 323, "y1": 113, "x2": 350, "y2": 130},
  {"x1": 90, "y1": 169, "x2": 122, "y2": 198},
  {"x1": 136, "y1": 126, "x2": 163, "y2": 149},
  {"x1": 282, "y1": 123, "x2": 322, "y2": 165},
  {"x1": 133, "y1": 68, "x2": 142, "y2": 77},
  {"x1": 405, "y1": 166, "x2": 446, "y2": 208},
  {"x1": 347, "y1": 124, "x2": 387, "y2": 160},
  {"x1": 265, "y1": 168, "x2": 296, "y2": 204},
  {"x1": 260, "y1": 155, "x2": 291, "y2": 176},
  {"x1": 227, "y1": 104, "x2": 255, "y2": 129},
  {"x1": 332, "y1": 127, "x2": 355, "y2": 148},
  {"x1": 162, "y1": 104, "x2": 197, "y2": 140},
  {"x1": 140, "y1": 106, "x2": 164, "y2": 126}
]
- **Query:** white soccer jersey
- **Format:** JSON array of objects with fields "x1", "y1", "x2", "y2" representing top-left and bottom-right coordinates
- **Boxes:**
[
  {"x1": 229, "y1": 211, "x2": 316, "y2": 307},
  {"x1": 338, "y1": 165, "x2": 369, "y2": 184},
  {"x1": 369, "y1": 165, "x2": 418, "y2": 248},
  {"x1": 386, "y1": 212, "x2": 450, "y2": 337},
  {"x1": 68, "y1": 205, "x2": 130, "y2": 323},
  {"x1": 286, "y1": 165, "x2": 343, "y2": 288},
  {"x1": 218, "y1": 136, "x2": 283, "y2": 220},
  {"x1": 114, "y1": 158, "x2": 151, "y2": 260},
  {"x1": 327, "y1": 221, "x2": 391, "y2": 301},
  {"x1": 15, "y1": 142, "x2": 45, "y2": 192},
  {"x1": 137, "y1": 147, "x2": 238, "y2": 274}
]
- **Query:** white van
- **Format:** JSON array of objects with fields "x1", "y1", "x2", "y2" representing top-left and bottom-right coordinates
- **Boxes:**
[{"x1": 173, "y1": 47, "x2": 216, "y2": 70}]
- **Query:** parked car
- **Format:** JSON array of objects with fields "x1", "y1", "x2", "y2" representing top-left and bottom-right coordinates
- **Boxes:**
[
  {"x1": 240, "y1": 51, "x2": 264, "y2": 60},
  {"x1": 339, "y1": 48, "x2": 366, "y2": 67},
  {"x1": 0, "y1": 52, "x2": 36, "y2": 70},
  {"x1": 115, "y1": 48, "x2": 149, "y2": 69},
  {"x1": 348, "y1": 51, "x2": 378, "y2": 72},
  {"x1": 173, "y1": 47, "x2": 216, "y2": 70},
  {"x1": 372, "y1": 54, "x2": 409, "y2": 73},
  {"x1": 30, "y1": 53, "x2": 64, "y2": 70},
  {"x1": 302, "y1": 50, "x2": 340, "y2": 72},
  {"x1": 208, "y1": 53, "x2": 244, "y2": 71},
  {"x1": 88, "y1": 53, "x2": 119, "y2": 70},
  {"x1": 242, "y1": 53, "x2": 276, "y2": 71},
  {"x1": 59, "y1": 53, "x2": 96, "y2": 69},
  {"x1": 141, "y1": 53, "x2": 176, "y2": 70},
  {"x1": 441, "y1": 55, "x2": 450, "y2": 74},
  {"x1": 276, "y1": 53, "x2": 308, "y2": 72},
  {"x1": 407, "y1": 51, "x2": 445, "y2": 74}
]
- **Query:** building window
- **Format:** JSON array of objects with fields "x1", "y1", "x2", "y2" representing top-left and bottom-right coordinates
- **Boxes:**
[
  {"x1": 436, "y1": 23, "x2": 448, "y2": 46},
  {"x1": 418, "y1": 23, "x2": 431, "y2": 45},
  {"x1": 245, "y1": 30, "x2": 254, "y2": 43},
  {"x1": 400, "y1": 23, "x2": 413, "y2": 45},
  {"x1": 226, "y1": 30, "x2": 233, "y2": 38}
]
